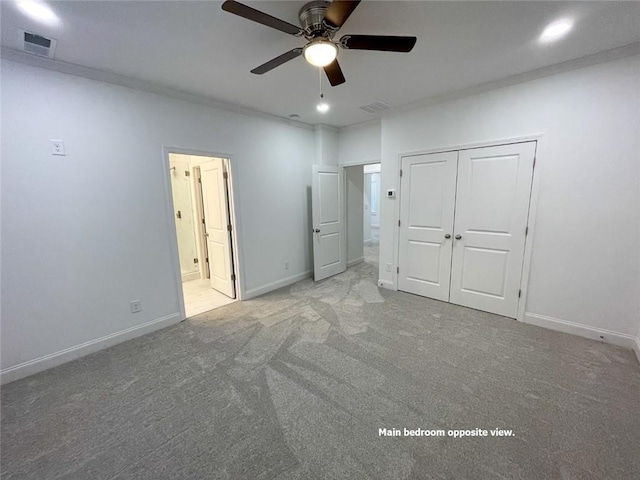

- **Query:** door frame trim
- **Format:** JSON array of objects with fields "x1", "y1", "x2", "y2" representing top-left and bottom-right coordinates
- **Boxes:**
[
  {"x1": 162, "y1": 146, "x2": 245, "y2": 321},
  {"x1": 394, "y1": 133, "x2": 543, "y2": 323}
]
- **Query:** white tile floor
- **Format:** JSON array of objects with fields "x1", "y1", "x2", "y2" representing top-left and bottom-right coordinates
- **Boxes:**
[{"x1": 182, "y1": 278, "x2": 236, "y2": 317}]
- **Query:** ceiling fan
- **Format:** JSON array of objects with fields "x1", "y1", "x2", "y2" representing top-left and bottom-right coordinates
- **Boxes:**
[{"x1": 221, "y1": 0, "x2": 417, "y2": 86}]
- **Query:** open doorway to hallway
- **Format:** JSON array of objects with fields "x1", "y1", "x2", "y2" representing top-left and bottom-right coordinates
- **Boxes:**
[
  {"x1": 168, "y1": 152, "x2": 238, "y2": 317},
  {"x1": 363, "y1": 163, "x2": 380, "y2": 268},
  {"x1": 344, "y1": 163, "x2": 380, "y2": 277}
]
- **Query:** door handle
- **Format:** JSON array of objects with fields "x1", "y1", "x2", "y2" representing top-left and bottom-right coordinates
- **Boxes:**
[
  {"x1": 455, "y1": 234, "x2": 462, "y2": 240},
  {"x1": 444, "y1": 234, "x2": 451, "y2": 239},
  {"x1": 314, "y1": 229, "x2": 320, "y2": 233}
]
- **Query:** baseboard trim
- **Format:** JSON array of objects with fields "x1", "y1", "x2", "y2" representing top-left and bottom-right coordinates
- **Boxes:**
[
  {"x1": 244, "y1": 270, "x2": 312, "y2": 300},
  {"x1": 347, "y1": 257, "x2": 364, "y2": 268},
  {"x1": 523, "y1": 312, "x2": 637, "y2": 350},
  {"x1": 0, "y1": 313, "x2": 182, "y2": 385},
  {"x1": 181, "y1": 271, "x2": 200, "y2": 282},
  {"x1": 377, "y1": 279, "x2": 394, "y2": 290},
  {"x1": 634, "y1": 336, "x2": 640, "y2": 365}
]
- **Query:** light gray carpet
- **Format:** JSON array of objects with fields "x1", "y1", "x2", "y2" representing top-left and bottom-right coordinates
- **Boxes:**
[{"x1": 2, "y1": 246, "x2": 640, "y2": 479}]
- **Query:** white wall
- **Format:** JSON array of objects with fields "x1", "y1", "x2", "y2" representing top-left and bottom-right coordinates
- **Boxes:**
[
  {"x1": 338, "y1": 120, "x2": 381, "y2": 166},
  {"x1": 379, "y1": 54, "x2": 640, "y2": 345},
  {"x1": 314, "y1": 124, "x2": 339, "y2": 166},
  {"x1": 345, "y1": 166, "x2": 364, "y2": 265},
  {"x1": 1, "y1": 60, "x2": 316, "y2": 382}
]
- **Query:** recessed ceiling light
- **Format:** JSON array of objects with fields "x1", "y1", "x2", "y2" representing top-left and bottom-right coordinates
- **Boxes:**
[
  {"x1": 539, "y1": 18, "x2": 573, "y2": 43},
  {"x1": 316, "y1": 102, "x2": 329, "y2": 113},
  {"x1": 16, "y1": 0, "x2": 60, "y2": 26}
]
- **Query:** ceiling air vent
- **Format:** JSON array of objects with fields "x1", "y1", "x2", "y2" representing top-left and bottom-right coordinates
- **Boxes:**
[
  {"x1": 20, "y1": 30, "x2": 57, "y2": 58},
  {"x1": 359, "y1": 101, "x2": 392, "y2": 114}
]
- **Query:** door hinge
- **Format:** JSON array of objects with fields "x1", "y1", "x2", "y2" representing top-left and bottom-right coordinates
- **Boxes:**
[
  {"x1": 399, "y1": 169, "x2": 403, "y2": 177},
  {"x1": 185, "y1": 170, "x2": 190, "y2": 177},
  {"x1": 525, "y1": 226, "x2": 528, "y2": 235},
  {"x1": 227, "y1": 224, "x2": 232, "y2": 232},
  {"x1": 223, "y1": 171, "x2": 228, "y2": 180},
  {"x1": 202, "y1": 218, "x2": 205, "y2": 225},
  {"x1": 198, "y1": 177, "x2": 201, "y2": 183},
  {"x1": 206, "y1": 257, "x2": 209, "y2": 263},
  {"x1": 231, "y1": 273, "x2": 236, "y2": 281},
  {"x1": 193, "y1": 258, "x2": 199, "y2": 264},
  {"x1": 398, "y1": 220, "x2": 401, "y2": 227},
  {"x1": 396, "y1": 266, "x2": 399, "y2": 274},
  {"x1": 518, "y1": 289, "x2": 522, "y2": 298}
]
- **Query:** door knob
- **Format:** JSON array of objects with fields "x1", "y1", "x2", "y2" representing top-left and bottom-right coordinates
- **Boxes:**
[
  {"x1": 314, "y1": 229, "x2": 320, "y2": 233},
  {"x1": 444, "y1": 234, "x2": 451, "y2": 239},
  {"x1": 455, "y1": 234, "x2": 462, "y2": 240}
]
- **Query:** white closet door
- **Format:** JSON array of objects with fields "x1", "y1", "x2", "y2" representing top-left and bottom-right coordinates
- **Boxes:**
[
  {"x1": 449, "y1": 142, "x2": 536, "y2": 318},
  {"x1": 398, "y1": 152, "x2": 458, "y2": 301}
]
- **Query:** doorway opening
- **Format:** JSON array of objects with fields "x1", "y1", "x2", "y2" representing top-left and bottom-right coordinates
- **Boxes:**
[
  {"x1": 168, "y1": 152, "x2": 238, "y2": 317},
  {"x1": 363, "y1": 163, "x2": 381, "y2": 267}
]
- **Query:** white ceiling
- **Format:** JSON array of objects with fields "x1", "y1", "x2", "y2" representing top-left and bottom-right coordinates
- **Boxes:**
[{"x1": 2, "y1": 1, "x2": 639, "y2": 127}]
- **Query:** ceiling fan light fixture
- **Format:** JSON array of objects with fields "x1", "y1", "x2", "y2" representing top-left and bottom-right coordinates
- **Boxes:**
[{"x1": 303, "y1": 40, "x2": 337, "y2": 67}]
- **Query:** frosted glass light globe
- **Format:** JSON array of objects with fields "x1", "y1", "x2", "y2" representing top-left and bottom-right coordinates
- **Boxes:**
[{"x1": 304, "y1": 41, "x2": 338, "y2": 67}]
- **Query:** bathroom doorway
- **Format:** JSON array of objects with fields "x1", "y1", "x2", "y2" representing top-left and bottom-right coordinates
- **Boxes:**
[{"x1": 168, "y1": 152, "x2": 238, "y2": 317}]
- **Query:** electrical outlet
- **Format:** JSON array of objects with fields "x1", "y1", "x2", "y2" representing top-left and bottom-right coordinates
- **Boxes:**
[
  {"x1": 130, "y1": 300, "x2": 142, "y2": 313},
  {"x1": 386, "y1": 263, "x2": 392, "y2": 272},
  {"x1": 284, "y1": 260, "x2": 289, "y2": 270},
  {"x1": 50, "y1": 140, "x2": 65, "y2": 156}
]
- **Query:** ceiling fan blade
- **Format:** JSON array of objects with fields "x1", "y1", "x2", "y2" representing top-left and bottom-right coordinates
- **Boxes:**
[
  {"x1": 323, "y1": 59, "x2": 346, "y2": 86},
  {"x1": 222, "y1": 0, "x2": 303, "y2": 36},
  {"x1": 324, "y1": 0, "x2": 361, "y2": 29},
  {"x1": 340, "y1": 34, "x2": 417, "y2": 52},
  {"x1": 251, "y1": 48, "x2": 303, "y2": 75}
]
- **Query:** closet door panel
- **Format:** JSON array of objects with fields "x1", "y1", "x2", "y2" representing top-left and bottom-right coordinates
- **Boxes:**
[
  {"x1": 449, "y1": 142, "x2": 536, "y2": 318},
  {"x1": 398, "y1": 152, "x2": 458, "y2": 301}
]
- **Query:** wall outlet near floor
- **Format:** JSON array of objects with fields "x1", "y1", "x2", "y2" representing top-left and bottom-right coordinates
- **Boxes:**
[
  {"x1": 130, "y1": 300, "x2": 142, "y2": 313},
  {"x1": 284, "y1": 260, "x2": 289, "y2": 270},
  {"x1": 386, "y1": 263, "x2": 392, "y2": 272},
  {"x1": 50, "y1": 140, "x2": 65, "y2": 156}
]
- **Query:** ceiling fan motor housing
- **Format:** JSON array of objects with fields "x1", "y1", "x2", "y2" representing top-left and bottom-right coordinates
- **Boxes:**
[{"x1": 299, "y1": 1, "x2": 335, "y2": 38}]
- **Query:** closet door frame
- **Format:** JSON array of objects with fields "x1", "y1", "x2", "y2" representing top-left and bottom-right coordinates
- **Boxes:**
[{"x1": 393, "y1": 134, "x2": 543, "y2": 323}]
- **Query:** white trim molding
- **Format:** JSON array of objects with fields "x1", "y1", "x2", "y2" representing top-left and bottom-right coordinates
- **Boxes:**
[
  {"x1": 524, "y1": 312, "x2": 638, "y2": 350},
  {"x1": 348, "y1": 257, "x2": 364, "y2": 268},
  {"x1": 0, "y1": 313, "x2": 182, "y2": 385},
  {"x1": 244, "y1": 270, "x2": 312, "y2": 300},
  {"x1": 181, "y1": 272, "x2": 200, "y2": 283}
]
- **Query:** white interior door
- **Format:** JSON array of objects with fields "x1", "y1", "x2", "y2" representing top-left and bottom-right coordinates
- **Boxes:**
[
  {"x1": 449, "y1": 142, "x2": 536, "y2": 317},
  {"x1": 312, "y1": 165, "x2": 346, "y2": 281},
  {"x1": 398, "y1": 152, "x2": 458, "y2": 301},
  {"x1": 201, "y1": 159, "x2": 236, "y2": 298}
]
